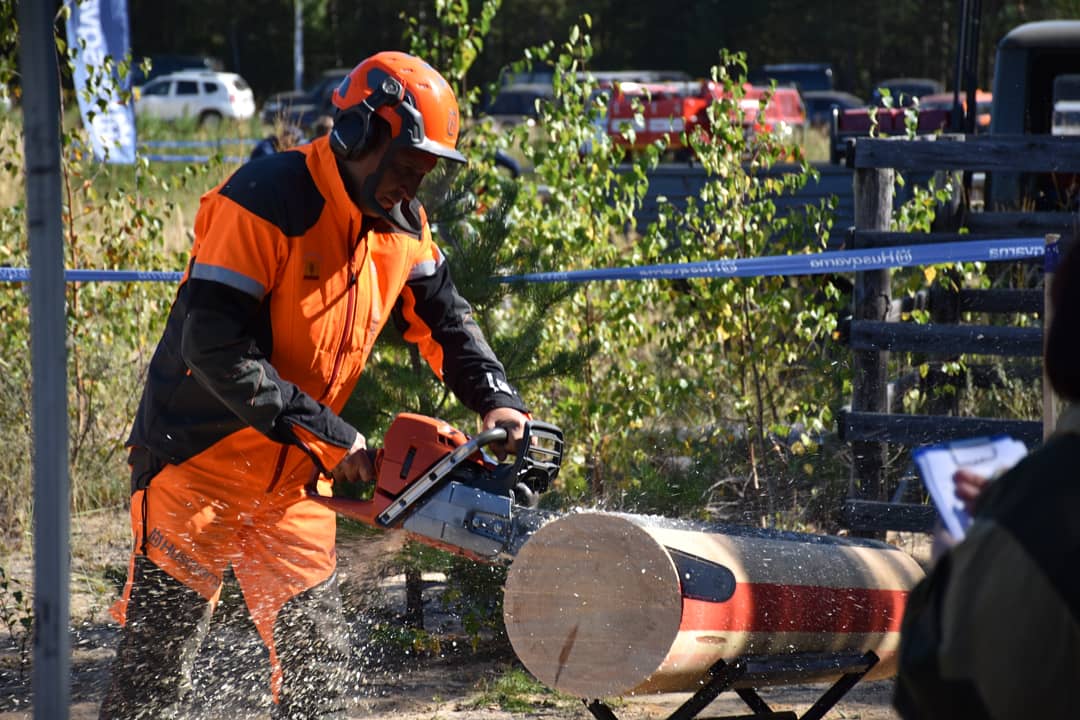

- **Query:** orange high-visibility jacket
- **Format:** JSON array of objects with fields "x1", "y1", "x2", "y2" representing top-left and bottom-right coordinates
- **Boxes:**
[
  {"x1": 117, "y1": 136, "x2": 527, "y2": 698},
  {"x1": 128, "y1": 136, "x2": 526, "y2": 488}
]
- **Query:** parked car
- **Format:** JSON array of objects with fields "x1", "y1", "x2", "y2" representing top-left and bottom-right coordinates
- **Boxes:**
[
  {"x1": 749, "y1": 63, "x2": 834, "y2": 92},
  {"x1": 604, "y1": 81, "x2": 806, "y2": 156},
  {"x1": 130, "y1": 54, "x2": 220, "y2": 88},
  {"x1": 604, "y1": 80, "x2": 702, "y2": 153},
  {"x1": 801, "y1": 90, "x2": 865, "y2": 126},
  {"x1": 481, "y1": 83, "x2": 555, "y2": 128},
  {"x1": 135, "y1": 70, "x2": 255, "y2": 126},
  {"x1": 918, "y1": 90, "x2": 993, "y2": 131},
  {"x1": 1054, "y1": 73, "x2": 1080, "y2": 103},
  {"x1": 871, "y1": 77, "x2": 945, "y2": 107},
  {"x1": 736, "y1": 84, "x2": 807, "y2": 137},
  {"x1": 260, "y1": 68, "x2": 350, "y2": 129},
  {"x1": 1052, "y1": 99, "x2": 1080, "y2": 135}
]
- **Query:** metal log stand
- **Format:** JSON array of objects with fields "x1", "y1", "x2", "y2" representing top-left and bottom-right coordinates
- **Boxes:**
[{"x1": 584, "y1": 651, "x2": 879, "y2": 720}]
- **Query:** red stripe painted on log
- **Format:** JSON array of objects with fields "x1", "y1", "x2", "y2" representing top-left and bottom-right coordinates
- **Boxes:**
[{"x1": 680, "y1": 583, "x2": 908, "y2": 634}]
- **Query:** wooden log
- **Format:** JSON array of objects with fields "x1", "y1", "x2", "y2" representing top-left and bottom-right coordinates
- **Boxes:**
[{"x1": 503, "y1": 512, "x2": 924, "y2": 699}]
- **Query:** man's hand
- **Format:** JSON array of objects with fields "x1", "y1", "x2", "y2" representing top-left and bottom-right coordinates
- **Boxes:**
[
  {"x1": 953, "y1": 468, "x2": 991, "y2": 516},
  {"x1": 482, "y1": 407, "x2": 530, "y2": 461},
  {"x1": 330, "y1": 432, "x2": 375, "y2": 485}
]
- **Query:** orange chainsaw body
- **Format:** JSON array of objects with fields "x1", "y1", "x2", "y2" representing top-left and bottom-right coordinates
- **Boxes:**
[{"x1": 308, "y1": 412, "x2": 490, "y2": 528}]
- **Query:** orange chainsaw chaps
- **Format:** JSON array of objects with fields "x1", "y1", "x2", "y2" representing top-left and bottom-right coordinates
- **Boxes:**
[{"x1": 114, "y1": 464, "x2": 340, "y2": 703}]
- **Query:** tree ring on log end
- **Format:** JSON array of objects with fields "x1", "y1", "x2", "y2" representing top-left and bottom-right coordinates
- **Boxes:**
[{"x1": 503, "y1": 512, "x2": 682, "y2": 698}]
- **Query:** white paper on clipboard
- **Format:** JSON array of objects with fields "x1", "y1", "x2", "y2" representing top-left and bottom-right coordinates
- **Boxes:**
[{"x1": 912, "y1": 435, "x2": 1028, "y2": 540}]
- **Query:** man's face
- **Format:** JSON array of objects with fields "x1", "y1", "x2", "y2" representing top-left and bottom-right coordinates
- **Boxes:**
[
  {"x1": 338, "y1": 123, "x2": 441, "y2": 218},
  {"x1": 372, "y1": 147, "x2": 438, "y2": 209}
]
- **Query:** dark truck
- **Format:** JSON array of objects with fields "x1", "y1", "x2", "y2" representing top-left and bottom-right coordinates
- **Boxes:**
[
  {"x1": 749, "y1": 62, "x2": 834, "y2": 92},
  {"x1": 260, "y1": 67, "x2": 349, "y2": 130},
  {"x1": 987, "y1": 20, "x2": 1080, "y2": 209},
  {"x1": 830, "y1": 18, "x2": 1080, "y2": 199}
]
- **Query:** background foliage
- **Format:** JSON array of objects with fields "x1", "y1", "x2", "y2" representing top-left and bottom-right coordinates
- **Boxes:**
[{"x1": 105, "y1": 0, "x2": 1080, "y2": 103}]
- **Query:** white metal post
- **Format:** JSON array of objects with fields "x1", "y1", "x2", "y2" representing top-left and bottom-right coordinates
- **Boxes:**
[{"x1": 294, "y1": 0, "x2": 305, "y2": 92}]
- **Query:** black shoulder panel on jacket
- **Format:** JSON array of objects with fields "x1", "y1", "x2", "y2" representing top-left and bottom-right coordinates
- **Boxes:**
[{"x1": 218, "y1": 150, "x2": 325, "y2": 237}]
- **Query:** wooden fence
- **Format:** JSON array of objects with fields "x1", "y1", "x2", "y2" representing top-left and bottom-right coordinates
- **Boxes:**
[
  {"x1": 625, "y1": 146, "x2": 1077, "y2": 532},
  {"x1": 840, "y1": 134, "x2": 1080, "y2": 533},
  {"x1": 632, "y1": 162, "x2": 954, "y2": 243}
]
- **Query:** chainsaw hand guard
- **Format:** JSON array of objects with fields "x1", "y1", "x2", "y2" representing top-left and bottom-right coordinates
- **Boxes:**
[{"x1": 498, "y1": 420, "x2": 564, "y2": 507}]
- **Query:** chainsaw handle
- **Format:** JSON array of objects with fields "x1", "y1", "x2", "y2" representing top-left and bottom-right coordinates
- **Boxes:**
[
  {"x1": 476, "y1": 421, "x2": 561, "y2": 459},
  {"x1": 501, "y1": 420, "x2": 564, "y2": 502},
  {"x1": 474, "y1": 426, "x2": 509, "y2": 446}
]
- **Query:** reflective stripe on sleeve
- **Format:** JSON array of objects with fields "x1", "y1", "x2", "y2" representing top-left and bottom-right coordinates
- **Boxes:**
[
  {"x1": 191, "y1": 262, "x2": 267, "y2": 299},
  {"x1": 407, "y1": 247, "x2": 445, "y2": 281}
]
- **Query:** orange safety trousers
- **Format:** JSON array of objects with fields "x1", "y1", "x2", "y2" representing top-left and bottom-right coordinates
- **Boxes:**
[{"x1": 111, "y1": 449, "x2": 337, "y2": 699}]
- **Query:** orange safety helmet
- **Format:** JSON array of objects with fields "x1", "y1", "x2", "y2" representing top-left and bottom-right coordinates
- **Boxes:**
[{"x1": 331, "y1": 51, "x2": 466, "y2": 163}]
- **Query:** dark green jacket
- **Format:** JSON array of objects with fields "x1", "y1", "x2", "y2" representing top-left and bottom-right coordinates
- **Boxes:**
[{"x1": 894, "y1": 412, "x2": 1080, "y2": 719}]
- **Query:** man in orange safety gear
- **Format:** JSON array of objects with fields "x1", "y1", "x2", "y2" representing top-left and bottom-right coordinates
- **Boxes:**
[{"x1": 99, "y1": 51, "x2": 532, "y2": 719}]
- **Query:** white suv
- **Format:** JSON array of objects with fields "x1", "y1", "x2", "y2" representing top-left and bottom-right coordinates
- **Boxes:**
[{"x1": 135, "y1": 70, "x2": 255, "y2": 126}]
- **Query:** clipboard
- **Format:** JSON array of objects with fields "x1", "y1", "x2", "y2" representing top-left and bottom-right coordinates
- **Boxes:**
[{"x1": 912, "y1": 435, "x2": 1028, "y2": 540}]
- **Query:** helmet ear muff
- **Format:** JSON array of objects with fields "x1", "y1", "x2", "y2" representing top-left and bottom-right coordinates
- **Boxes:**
[{"x1": 330, "y1": 77, "x2": 405, "y2": 161}]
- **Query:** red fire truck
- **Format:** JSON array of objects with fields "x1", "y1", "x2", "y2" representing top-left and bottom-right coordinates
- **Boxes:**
[{"x1": 603, "y1": 80, "x2": 807, "y2": 158}]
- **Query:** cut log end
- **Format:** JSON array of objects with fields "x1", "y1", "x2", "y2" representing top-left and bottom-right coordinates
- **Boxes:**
[{"x1": 503, "y1": 512, "x2": 683, "y2": 698}]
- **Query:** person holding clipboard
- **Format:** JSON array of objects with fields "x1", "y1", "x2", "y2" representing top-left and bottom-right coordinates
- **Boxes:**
[{"x1": 893, "y1": 236, "x2": 1080, "y2": 718}]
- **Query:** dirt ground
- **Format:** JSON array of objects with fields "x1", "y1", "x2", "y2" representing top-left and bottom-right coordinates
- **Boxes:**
[{"x1": 0, "y1": 509, "x2": 909, "y2": 720}]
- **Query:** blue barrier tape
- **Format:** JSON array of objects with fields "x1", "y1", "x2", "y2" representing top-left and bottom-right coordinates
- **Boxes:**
[
  {"x1": 0, "y1": 237, "x2": 1046, "y2": 285},
  {"x1": 0, "y1": 268, "x2": 184, "y2": 283},
  {"x1": 501, "y1": 237, "x2": 1046, "y2": 284},
  {"x1": 1044, "y1": 236, "x2": 1061, "y2": 275}
]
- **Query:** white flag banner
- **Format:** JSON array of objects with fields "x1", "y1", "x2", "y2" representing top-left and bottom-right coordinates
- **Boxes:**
[{"x1": 65, "y1": 0, "x2": 136, "y2": 163}]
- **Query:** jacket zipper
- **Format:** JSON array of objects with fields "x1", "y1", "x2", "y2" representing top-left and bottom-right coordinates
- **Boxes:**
[
  {"x1": 266, "y1": 232, "x2": 366, "y2": 493},
  {"x1": 320, "y1": 235, "x2": 365, "y2": 402}
]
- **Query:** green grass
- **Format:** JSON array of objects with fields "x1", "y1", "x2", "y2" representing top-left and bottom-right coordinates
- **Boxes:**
[{"x1": 465, "y1": 665, "x2": 570, "y2": 713}]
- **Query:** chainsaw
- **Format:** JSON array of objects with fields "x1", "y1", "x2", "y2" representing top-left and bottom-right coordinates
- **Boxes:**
[{"x1": 307, "y1": 412, "x2": 563, "y2": 563}]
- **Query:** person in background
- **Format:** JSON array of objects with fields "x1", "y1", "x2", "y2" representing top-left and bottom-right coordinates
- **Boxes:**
[
  {"x1": 893, "y1": 239, "x2": 1080, "y2": 719},
  {"x1": 248, "y1": 124, "x2": 304, "y2": 161},
  {"x1": 100, "y1": 51, "x2": 533, "y2": 720},
  {"x1": 311, "y1": 114, "x2": 334, "y2": 138}
]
